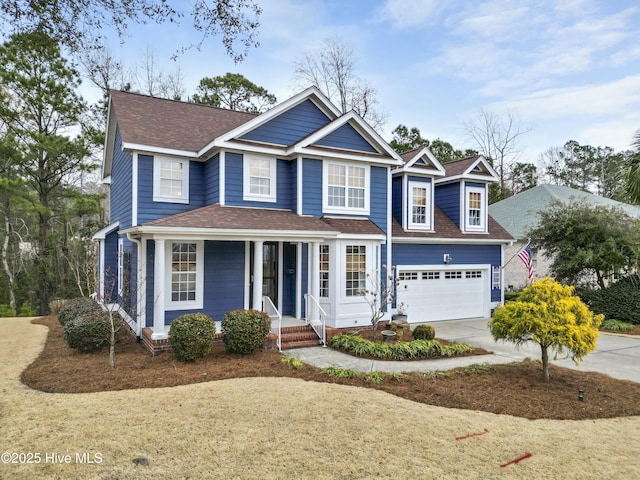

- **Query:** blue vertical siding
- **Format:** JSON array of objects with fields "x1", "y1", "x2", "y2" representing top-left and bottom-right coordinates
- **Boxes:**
[
  {"x1": 110, "y1": 126, "x2": 133, "y2": 229},
  {"x1": 370, "y1": 166, "x2": 388, "y2": 233},
  {"x1": 315, "y1": 123, "x2": 378, "y2": 152},
  {"x1": 136, "y1": 155, "x2": 205, "y2": 225},
  {"x1": 240, "y1": 99, "x2": 331, "y2": 145},
  {"x1": 204, "y1": 154, "x2": 220, "y2": 204},
  {"x1": 392, "y1": 176, "x2": 403, "y2": 224},
  {"x1": 435, "y1": 182, "x2": 460, "y2": 227},
  {"x1": 301, "y1": 158, "x2": 323, "y2": 218}
]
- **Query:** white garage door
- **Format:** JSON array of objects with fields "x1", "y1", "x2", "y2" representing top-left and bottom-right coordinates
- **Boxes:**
[{"x1": 397, "y1": 269, "x2": 486, "y2": 322}]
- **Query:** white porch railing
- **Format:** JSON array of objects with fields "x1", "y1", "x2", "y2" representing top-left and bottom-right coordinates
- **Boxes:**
[
  {"x1": 262, "y1": 295, "x2": 282, "y2": 352},
  {"x1": 304, "y1": 293, "x2": 327, "y2": 347}
]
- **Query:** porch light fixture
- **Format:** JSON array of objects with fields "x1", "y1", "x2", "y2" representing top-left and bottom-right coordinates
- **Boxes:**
[
  {"x1": 578, "y1": 389, "x2": 584, "y2": 401},
  {"x1": 443, "y1": 254, "x2": 453, "y2": 264}
]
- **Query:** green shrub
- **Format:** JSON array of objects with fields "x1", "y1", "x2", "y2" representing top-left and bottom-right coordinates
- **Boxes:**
[
  {"x1": 578, "y1": 276, "x2": 640, "y2": 324},
  {"x1": 329, "y1": 334, "x2": 474, "y2": 360},
  {"x1": 49, "y1": 299, "x2": 67, "y2": 314},
  {"x1": 504, "y1": 290, "x2": 522, "y2": 303},
  {"x1": 0, "y1": 304, "x2": 16, "y2": 317},
  {"x1": 17, "y1": 301, "x2": 35, "y2": 317},
  {"x1": 58, "y1": 297, "x2": 102, "y2": 326},
  {"x1": 168, "y1": 313, "x2": 216, "y2": 362},
  {"x1": 364, "y1": 372, "x2": 384, "y2": 384},
  {"x1": 280, "y1": 356, "x2": 304, "y2": 369},
  {"x1": 222, "y1": 309, "x2": 271, "y2": 355},
  {"x1": 412, "y1": 324, "x2": 435, "y2": 340},
  {"x1": 320, "y1": 366, "x2": 359, "y2": 378},
  {"x1": 601, "y1": 319, "x2": 635, "y2": 331},
  {"x1": 63, "y1": 310, "x2": 116, "y2": 352}
]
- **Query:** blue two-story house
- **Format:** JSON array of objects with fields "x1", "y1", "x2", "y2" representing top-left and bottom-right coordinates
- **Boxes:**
[{"x1": 94, "y1": 86, "x2": 512, "y2": 351}]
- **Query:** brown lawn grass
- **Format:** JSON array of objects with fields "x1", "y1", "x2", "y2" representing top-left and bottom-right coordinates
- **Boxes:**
[{"x1": 2, "y1": 316, "x2": 640, "y2": 479}]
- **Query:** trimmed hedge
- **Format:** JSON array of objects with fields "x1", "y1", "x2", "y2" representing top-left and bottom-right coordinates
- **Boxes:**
[
  {"x1": 58, "y1": 297, "x2": 102, "y2": 326},
  {"x1": 222, "y1": 309, "x2": 271, "y2": 355},
  {"x1": 64, "y1": 310, "x2": 118, "y2": 352},
  {"x1": 412, "y1": 324, "x2": 435, "y2": 340},
  {"x1": 578, "y1": 276, "x2": 640, "y2": 324},
  {"x1": 169, "y1": 313, "x2": 216, "y2": 362}
]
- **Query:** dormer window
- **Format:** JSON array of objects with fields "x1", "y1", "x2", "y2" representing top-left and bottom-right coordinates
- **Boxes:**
[
  {"x1": 243, "y1": 155, "x2": 277, "y2": 203},
  {"x1": 465, "y1": 185, "x2": 486, "y2": 232},
  {"x1": 153, "y1": 157, "x2": 189, "y2": 204},
  {"x1": 408, "y1": 180, "x2": 432, "y2": 230}
]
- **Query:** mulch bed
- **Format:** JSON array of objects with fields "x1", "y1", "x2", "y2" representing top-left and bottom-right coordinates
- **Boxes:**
[{"x1": 20, "y1": 316, "x2": 640, "y2": 420}]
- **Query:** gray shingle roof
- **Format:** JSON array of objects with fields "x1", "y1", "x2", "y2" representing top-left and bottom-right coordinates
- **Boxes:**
[{"x1": 488, "y1": 184, "x2": 640, "y2": 239}]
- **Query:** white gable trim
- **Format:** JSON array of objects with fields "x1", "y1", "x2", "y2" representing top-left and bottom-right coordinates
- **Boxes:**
[
  {"x1": 292, "y1": 111, "x2": 402, "y2": 162},
  {"x1": 93, "y1": 221, "x2": 120, "y2": 241},
  {"x1": 394, "y1": 147, "x2": 446, "y2": 176},
  {"x1": 122, "y1": 142, "x2": 200, "y2": 158}
]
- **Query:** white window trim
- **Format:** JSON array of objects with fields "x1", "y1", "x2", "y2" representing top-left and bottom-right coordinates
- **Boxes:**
[
  {"x1": 243, "y1": 154, "x2": 277, "y2": 203},
  {"x1": 153, "y1": 156, "x2": 189, "y2": 204},
  {"x1": 164, "y1": 240, "x2": 204, "y2": 311},
  {"x1": 322, "y1": 160, "x2": 370, "y2": 215},
  {"x1": 407, "y1": 180, "x2": 432, "y2": 230},
  {"x1": 464, "y1": 185, "x2": 487, "y2": 232}
]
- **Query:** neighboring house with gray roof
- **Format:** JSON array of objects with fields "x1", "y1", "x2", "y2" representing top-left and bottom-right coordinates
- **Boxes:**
[{"x1": 489, "y1": 184, "x2": 640, "y2": 288}]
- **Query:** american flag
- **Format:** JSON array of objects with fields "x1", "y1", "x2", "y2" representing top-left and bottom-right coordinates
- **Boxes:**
[{"x1": 517, "y1": 241, "x2": 534, "y2": 284}]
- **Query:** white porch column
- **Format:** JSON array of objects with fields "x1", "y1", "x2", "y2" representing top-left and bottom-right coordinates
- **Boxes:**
[
  {"x1": 152, "y1": 239, "x2": 166, "y2": 339},
  {"x1": 309, "y1": 242, "x2": 320, "y2": 321},
  {"x1": 253, "y1": 240, "x2": 264, "y2": 310}
]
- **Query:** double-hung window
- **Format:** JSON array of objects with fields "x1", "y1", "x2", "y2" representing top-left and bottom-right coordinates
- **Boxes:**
[
  {"x1": 465, "y1": 186, "x2": 486, "y2": 232},
  {"x1": 153, "y1": 157, "x2": 189, "y2": 204},
  {"x1": 319, "y1": 245, "x2": 329, "y2": 298},
  {"x1": 408, "y1": 181, "x2": 431, "y2": 230},
  {"x1": 345, "y1": 245, "x2": 366, "y2": 297},
  {"x1": 323, "y1": 162, "x2": 369, "y2": 214},
  {"x1": 244, "y1": 155, "x2": 277, "y2": 202},
  {"x1": 166, "y1": 241, "x2": 203, "y2": 309}
]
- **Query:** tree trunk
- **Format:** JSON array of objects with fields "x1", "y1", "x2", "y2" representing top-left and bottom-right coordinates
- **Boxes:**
[
  {"x1": 541, "y1": 344, "x2": 550, "y2": 381},
  {"x1": 109, "y1": 310, "x2": 115, "y2": 368},
  {"x1": 1, "y1": 214, "x2": 16, "y2": 312}
]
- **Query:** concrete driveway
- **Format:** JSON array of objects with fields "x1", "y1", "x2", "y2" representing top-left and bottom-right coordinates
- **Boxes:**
[{"x1": 287, "y1": 318, "x2": 640, "y2": 383}]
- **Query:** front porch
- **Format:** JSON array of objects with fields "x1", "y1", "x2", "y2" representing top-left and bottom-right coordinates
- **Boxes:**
[{"x1": 141, "y1": 315, "x2": 334, "y2": 355}]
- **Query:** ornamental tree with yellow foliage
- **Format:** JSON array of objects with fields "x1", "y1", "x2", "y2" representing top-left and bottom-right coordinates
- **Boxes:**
[{"x1": 489, "y1": 278, "x2": 603, "y2": 380}]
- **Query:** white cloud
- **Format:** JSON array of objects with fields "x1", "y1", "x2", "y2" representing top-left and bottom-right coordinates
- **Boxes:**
[{"x1": 373, "y1": 0, "x2": 443, "y2": 28}]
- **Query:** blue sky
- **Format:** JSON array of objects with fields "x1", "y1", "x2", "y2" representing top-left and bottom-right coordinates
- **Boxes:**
[{"x1": 97, "y1": 0, "x2": 640, "y2": 164}]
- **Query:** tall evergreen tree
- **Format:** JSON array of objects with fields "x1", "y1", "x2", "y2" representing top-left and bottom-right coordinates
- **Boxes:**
[{"x1": 0, "y1": 31, "x2": 91, "y2": 314}]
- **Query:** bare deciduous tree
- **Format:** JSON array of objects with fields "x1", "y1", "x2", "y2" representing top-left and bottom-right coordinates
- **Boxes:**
[
  {"x1": 464, "y1": 108, "x2": 531, "y2": 200},
  {"x1": 293, "y1": 39, "x2": 386, "y2": 130}
]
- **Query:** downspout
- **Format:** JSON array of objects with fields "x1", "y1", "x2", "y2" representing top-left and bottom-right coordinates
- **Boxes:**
[{"x1": 126, "y1": 233, "x2": 144, "y2": 339}]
